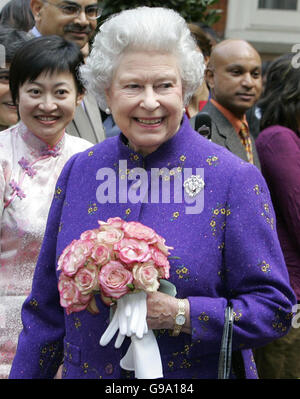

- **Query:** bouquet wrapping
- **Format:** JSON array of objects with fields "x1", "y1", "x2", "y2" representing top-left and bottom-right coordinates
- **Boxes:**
[{"x1": 57, "y1": 217, "x2": 173, "y2": 378}]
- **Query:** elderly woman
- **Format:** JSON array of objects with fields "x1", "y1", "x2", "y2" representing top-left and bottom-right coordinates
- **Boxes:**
[
  {"x1": 0, "y1": 35, "x2": 92, "y2": 378},
  {"x1": 10, "y1": 7, "x2": 295, "y2": 379}
]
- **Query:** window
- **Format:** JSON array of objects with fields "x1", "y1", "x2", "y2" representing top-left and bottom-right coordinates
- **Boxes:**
[
  {"x1": 258, "y1": 0, "x2": 297, "y2": 9},
  {"x1": 225, "y1": 0, "x2": 300, "y2": 55}
]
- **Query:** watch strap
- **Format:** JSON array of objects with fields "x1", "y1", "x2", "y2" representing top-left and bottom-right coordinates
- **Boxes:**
[{"x1": 171, "y1": 299, "x2": 186, "y2": 337}]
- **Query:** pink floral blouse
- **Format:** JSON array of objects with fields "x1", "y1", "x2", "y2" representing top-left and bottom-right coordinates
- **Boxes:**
[{"x1": 0, "y1": 122, "x2": 92, "y2": 378}]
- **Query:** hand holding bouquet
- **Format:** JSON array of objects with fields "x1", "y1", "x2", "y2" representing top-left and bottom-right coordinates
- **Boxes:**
[
  {"x1": 57, "y1": 217, "x2": 172, "y2": 314},
  {"x1": 57, "y1": 217, "x2": 173, "y2": 378}
]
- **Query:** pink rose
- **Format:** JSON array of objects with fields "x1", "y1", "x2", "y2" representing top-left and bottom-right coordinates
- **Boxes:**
[
  {"x1": 98, "y1": 260, "x2": 133, "y2": 299},
  {"x1": 154, "y1": 234, "x2": 173, "y2": 256},
  {"x1": 132, "y1": 261, "x2": 160, "y2": 292},
  {"x1": 91, "y1": 244, "x2": 111, "y2": 266},
  {"x1": 99, "y1": 217, "x2": 125, "y2": 229},
  {"x1": 80, "y1": 229, "x2": 98, "y2": 241},
  {"x1": 58, "y1": 274, "x2": 91, "y2": 315},
  {"x1": 96, "y1": 225, "x2": 124, "y2": 246},
  {"x1": 150, "y1": 246, "x2": 170, "y2": 279},
  {"x1": 66, "y1": 296, "x2": 91, "y2": 315},
  {"x1": 114, "y1": 238, "x2": 151, "y2": 264},
  {"x1": 74, "y1": 262, "x2": 99, "y2": 295},
  {"x1": 123, "y1": 222, "x2": 157, "y2": 243},
  {"x1": 57, "y1": 239, "x2": 94, "y2": 276}
]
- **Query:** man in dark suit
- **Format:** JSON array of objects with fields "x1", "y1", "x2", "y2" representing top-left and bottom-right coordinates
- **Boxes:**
[
  {"x1": 191, "y1": 39, "x2": 262, "y2": 169},
  {"x1": 29, "y1": 0, "x2": 106, "y2": 144}
]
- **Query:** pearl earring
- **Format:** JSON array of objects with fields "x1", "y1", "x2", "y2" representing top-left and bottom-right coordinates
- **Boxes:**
[{"x1": 105, "y1": 107, "x2": 111, "y2": 115}]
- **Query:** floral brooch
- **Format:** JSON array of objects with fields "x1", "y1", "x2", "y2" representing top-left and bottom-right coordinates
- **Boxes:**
[{"x1": 183, "y1": 175, "x2": 205, "y2": 198}]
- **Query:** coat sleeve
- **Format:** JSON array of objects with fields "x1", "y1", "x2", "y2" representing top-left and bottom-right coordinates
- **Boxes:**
[
  {"x1": 9, "y1": 153, "x2": 79, "y2": 379},
  {"x1": 256, "y1": 129, "x2": 300, "y2": 249},
  {"x1": 188, "y1": 162, "x2": 296, "y2": 356}
]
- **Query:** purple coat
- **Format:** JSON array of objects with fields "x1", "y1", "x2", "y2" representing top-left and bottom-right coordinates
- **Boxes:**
[
  {"x1": 256, "y1": 125, "x2": 300, "y2": 300},
  {"x1": 9, "y1": 116, "x2": 296, "y2": 379}
]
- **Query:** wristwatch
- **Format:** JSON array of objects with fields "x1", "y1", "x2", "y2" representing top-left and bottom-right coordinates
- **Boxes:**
[{"x1": 171, "y1": 299, "x2": 186, "y2": 336}]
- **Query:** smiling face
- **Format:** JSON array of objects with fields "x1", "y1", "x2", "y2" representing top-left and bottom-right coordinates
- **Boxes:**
[
  {"x1": 31, "y1": 0, "x2": 98, "y2": 48},
  {"x1": 206, "y1": 40, "x2": 262, "y2": 118},
  {"x1": 105, "y1": 51, "x2": 184, "y2": 156},
  {"x1": 0, "y1": 65, "x2": 18, "y2": 130},
  {"x1": 18, "y1": 70, "x2": 83, "y2": 145}
]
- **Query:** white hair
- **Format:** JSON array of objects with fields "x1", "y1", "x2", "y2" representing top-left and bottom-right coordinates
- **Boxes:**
[{"x1": 80, "y1": 7, "x2": 205, "y2": 110}]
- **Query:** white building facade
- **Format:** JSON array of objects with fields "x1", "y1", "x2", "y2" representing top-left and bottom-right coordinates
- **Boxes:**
[{"x1": 225, "y1": 0, "x2": 300, "y2": 58}]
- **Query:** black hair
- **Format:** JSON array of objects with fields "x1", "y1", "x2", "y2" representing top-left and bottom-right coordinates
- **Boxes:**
[
  {"x1": 258, "y1": 52, "x2": 300, "y2": 134},
  {"x1": 0, "y1": 0, "x2": 34, "y2": 32},
  {"x1": 9, "y1": 35, "x2": 85, "y2": 105},
  {"x1": 0, "y1": 24, "x2": 29, "y2": 64},
  {"x1": 196, "y1": 22, "x2": 222, "y2": 44}
]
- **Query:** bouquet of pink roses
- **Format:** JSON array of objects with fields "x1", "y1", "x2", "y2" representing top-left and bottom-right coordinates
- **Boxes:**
[{"x1": 57, "y1": 217, "x2": 173, "y2": 315}]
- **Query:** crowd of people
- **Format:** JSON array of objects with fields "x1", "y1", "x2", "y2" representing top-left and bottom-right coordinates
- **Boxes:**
[{"x1": 0, "y1": 0, "x2": 298, "y2": 380}]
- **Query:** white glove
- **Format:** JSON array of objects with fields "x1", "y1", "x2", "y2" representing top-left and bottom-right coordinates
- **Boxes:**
[
  {"x1": 99, "y1": 291, "x2": 163, "y2": 379},
  {"x1": 120, "y1": 330, "x2": 163, "y2": 379},
  {"x1": 99, "y1": 291, "x2": 148, "y2": 348},
  {"x1": 118, "y1": 291, "x2": 148, "y2": 338},
  {"x1": 99, "y1": 303, "x2": 123, "y2": 347}
]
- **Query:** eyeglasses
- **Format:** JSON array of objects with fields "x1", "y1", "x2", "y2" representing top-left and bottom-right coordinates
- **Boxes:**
[{"x1": 43, "y1": 1, "x2": 103, "y2": 20}]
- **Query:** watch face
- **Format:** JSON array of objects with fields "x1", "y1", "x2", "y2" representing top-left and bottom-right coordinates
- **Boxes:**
[{"x1": 176, "y1": 314, "x2": 186, "y2": 326}]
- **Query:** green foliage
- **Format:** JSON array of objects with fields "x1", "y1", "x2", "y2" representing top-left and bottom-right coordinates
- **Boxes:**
[{"x1": 99, "y1": 0, "x2": 222, "y2": 25}]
